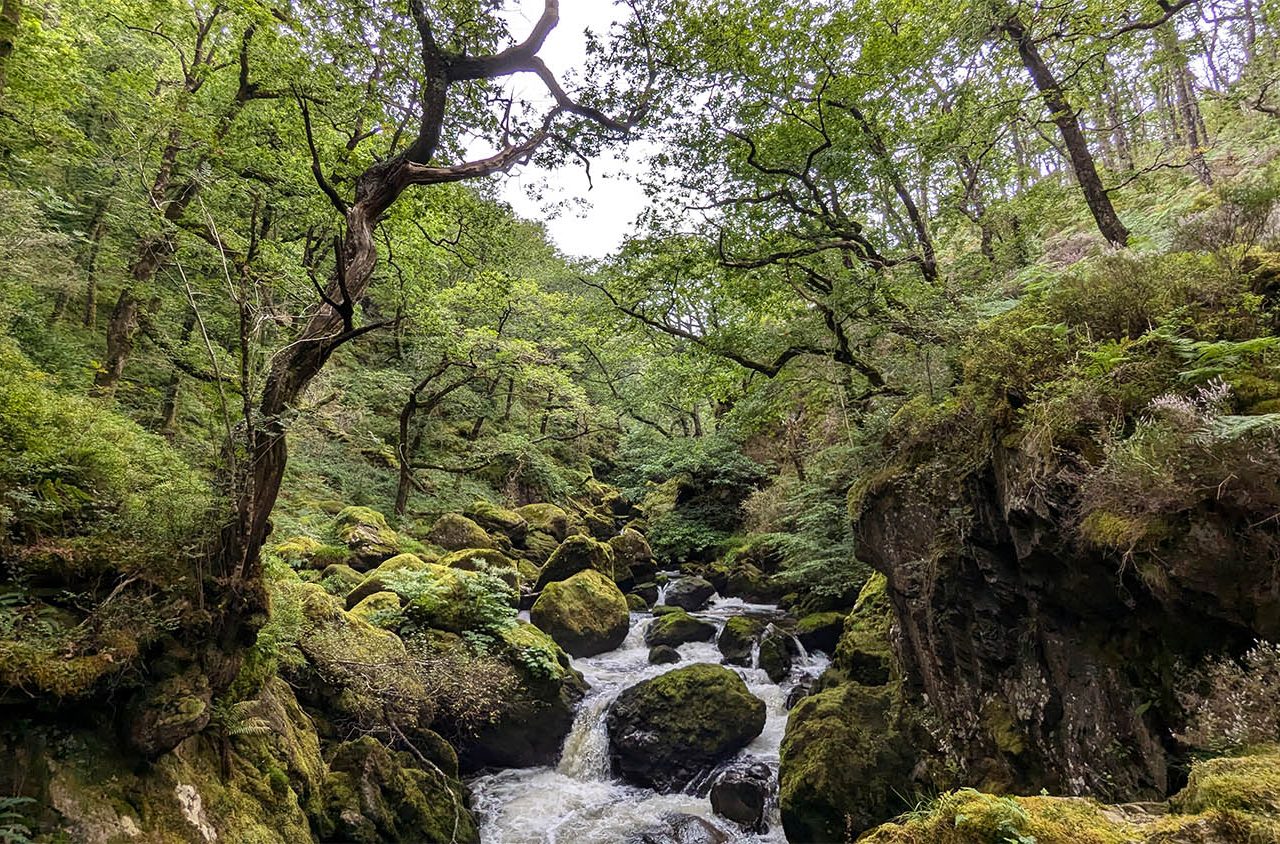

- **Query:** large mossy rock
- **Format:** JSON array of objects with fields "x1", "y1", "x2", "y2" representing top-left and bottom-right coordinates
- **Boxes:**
[
  {"x1": 437, "y1": 547, "x2": 521, "y2": 589},
  {"x1": 534, "y1": 534, "x2": 616, "y2": 591},
  {"x1": 345, "y1": 553, "x2": 428, "y2": 609},
  {"x1": 717, "y1": 615, "x2": 766, "y2": 666},
  {"x1": 395, "y1": 563, "x2": 517, "y2": 634},
  {"x1": 607, "y1": 663, "x2": 766, "y2": 792},
  {"x1": 825, "y1": 573, "x2": 895, "y2": 687},
  {"x1": 643, "y1": 609, "x2": 716, "y2": 647},
  {"x1": 530, "y1": 569, "x2": 630, "y2": 657},
  {"x1": 334, "y1": 506, "x2": 400, "y2": 569},
  {"x1": 794, "y1": 611, "x2": 846, "y2": 654},
  {"x1": 322, "y1": 736, "x2": 479, "y2": 844},
  {"x1": 516, "y1": 503, "x2": 569, "y2": 540},
  {"x1": 125, "y1": 666, "x2": 212, "y2": 758},
  {"x1": 779, "y1": 682, "x2": 919, "y2": 842},
  {"x1": 465, "y1": 500, "x2": 528, "y2": 544},
  {"x1": 610, "y1": 528, "x2": 656, "y2": 583},
  {"x1": 456, "y1": 622, "x2": 587, "y2": 770},
  {"x1": 426, "y1": 513, "x2": 495, "y2": 552}
]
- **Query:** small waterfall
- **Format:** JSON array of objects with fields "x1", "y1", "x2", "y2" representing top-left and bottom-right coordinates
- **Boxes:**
[{"x1": 468, "y1": 594, "x2": 830, "y2": 844}]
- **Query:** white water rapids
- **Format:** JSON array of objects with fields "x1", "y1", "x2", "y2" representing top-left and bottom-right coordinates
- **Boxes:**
[{"x1": 469, "y1": 592, "x2": 830, "y2": 843}]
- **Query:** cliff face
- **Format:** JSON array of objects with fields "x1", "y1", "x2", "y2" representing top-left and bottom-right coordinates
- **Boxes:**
[{"x1": 853, "y1": 419, "x2": 1278, "y2": 801}]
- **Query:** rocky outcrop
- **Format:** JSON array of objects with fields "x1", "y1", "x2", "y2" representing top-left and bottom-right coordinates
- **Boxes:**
[
  {"x1": 334, "y1": 506, "x2": 401, "y2": 569},
  {"x1": 607, "y1": 664, "x2": 766, "y2": 792},
  {"x1": 530, "y1": 569, "x2": 630, "y2": 657},
  {"x1": 323, "y1": 736, "x2": 479, "y2": 844}
]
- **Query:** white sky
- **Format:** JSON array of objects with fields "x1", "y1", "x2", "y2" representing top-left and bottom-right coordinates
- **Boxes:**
[{"x1": 489, "y1": 1, "x2": 650, "y2": 259}]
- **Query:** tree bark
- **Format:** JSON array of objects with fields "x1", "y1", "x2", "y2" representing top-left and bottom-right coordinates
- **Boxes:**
[
  {"x1": 160, "y1": 310, "x2": 197, "y2": 435},
  {"x1": 1002, "y1": 14, "x2": 1130, "y2": 246},
  {"x1": 1158, "y1": 24, "x2": 1211, "y2": 185},
  {"x1": 82, "y1": 203, "x2": 108, "y2": 327},
  {"x1": 0, "y1": 0, "x2": 20, "y2": 102}
]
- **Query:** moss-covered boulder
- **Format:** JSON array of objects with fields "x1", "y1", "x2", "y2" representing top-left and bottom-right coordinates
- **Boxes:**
[
  {"x1": 626, "y1": 592, "x2": 649, "y2": 612},
  {"x1": 275, "y1": 535, "x2": 350, "y2": 571},
  {"x1": 759, "y1": 626, "x2": 795, "y2": 683},
  {"x1": 457, "y1": 622, "x2": 587, "y2": 770},
  {"x1": 320, "y1": 563, "x2": 366, "y2": 597},
  {"x1": 345, "y1": 553, "x2": 429, "y2": 609},
  {"x1": 779, "y1": 682, "x2": 919, "y2": 842},
  {"x1": 606, "y1": 664, "x2": 766, "y2": 792},
  {"x1": 862, "y1": 780, "x2": 1279, "y2": 844},
  {"x1": 610, "y1": 527, "x2": 657, "y2": 584},
  {"x1": 825, "y1": 573, "x2": 894, "y2": 687},
  {"x1": 1172, "y1": 745, "x2": 1280, "y2": 828},
  {"x1": 633, "y1": 582, "x2": 660, "y2": 606},
  {"x1": 322, "y1": 736, "x2": 479, "y2": 844},
  {"x1": 794, "y1": 611, "x2": 846, "y2": 654},
  {"x1": 717, "y1": 615, "x2": 767, "y2": 666},
  {"x1": 396, "y1": 563, "x2": 517, "y2": 634},
  {"x1": 348, "y1": 591, "x2": 402, "y2": 628},
  {"x1": 521, "y1": 529, "x2": 562, "y2": 565},
  {"x1": 643, "y1": 609, "x2": 717, "y2": 647},
  {"x1": 534, "y1": 534, "x2": 616, "y2": 591},
  {"x1": 437, "y1": 547, "x2": 521, "y2": 589},
  {"x1": 531, "y1": 570, "x2": 631, "y2": 657},
  {"x1": 585, "y1": 509, "x2": 618, "y2": 541},
  {"x1": 516, "y1": 503, "x2": 570, "y2": 540},
  {"x1": 426, "y1": 513, "x2": 495, "y2": 551},
  {"x1": 125, "y1": 666, "x2": 213, "y2": 758},
  {"x1": 334, "y1": 506, "x2": 400, "y2": 569},
  {"x1": 465, "y1": 500, "x2": 529, "y2": 544}
]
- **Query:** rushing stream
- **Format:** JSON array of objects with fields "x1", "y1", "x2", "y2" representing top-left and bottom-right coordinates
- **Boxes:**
[{"x1": 469, "y1": 588, "x2": 830, "y2": 843}]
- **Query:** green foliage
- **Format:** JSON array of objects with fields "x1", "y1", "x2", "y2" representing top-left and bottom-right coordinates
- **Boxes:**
[
  {"x1": 0, "y1": 340, "x2": 208, "y2": 560},
  {"x1": 0, "y1": 797, "x2": 34, "y2": 844},
  {"x1": 387, "y1": 567, "x2": 517, "y2": 637}
]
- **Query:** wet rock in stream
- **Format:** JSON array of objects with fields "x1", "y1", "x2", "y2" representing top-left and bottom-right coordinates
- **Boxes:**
[
  {"x1": 624, "y1": 812, "x2": 729, "y2": 844},
  {"x1": 710, "y1": 760, "x2": 773, "y2": 832}
]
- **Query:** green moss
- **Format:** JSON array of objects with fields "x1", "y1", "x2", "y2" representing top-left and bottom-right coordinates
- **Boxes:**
[
  {"x1": 626, "y1": 593, "x2": 648, "y2": 611},
  {"x1": 348, "y1": 591, "x2": 402, "y2": 628},
  {"x1": 530, "y1": 570, "x2": 630, "y2": 657},
  {"x1": 642, "y1": 609, "x2": 716, "y2": 647},
  {"x1": 825, "y1": 573, "x2": 895, "y2": 688},
  {"x1": 534, "y1": 535, "x2": 616, "y2": 590},
  {"x1": 1173, "y1": 745, "x2": 1280, "y2": 819},
  {"x1": 334, "y1": 506, "x2": 400, "y2": 560},
  {"x1": 437, "y1": 547, "x2": 521, "y2": 588},
  {"x1": 427, "y1": 513, "x2": 495, "y2": 552},
  {"x1": 466, "y1": 500, "x2": 528, "y2": 540},
  {"x1": 717, "y1": 615, "x2": 766, "y2": 664},
  {"x1": 515, "y1": 503, "x2": 569, "y2": 540},
  {"x1": 779, "y1": 681, "x2": 918, "y2": 841},
  {"x1": 496, "y1": 621, "x2": 576, "y2": 686},
  {"x1": 345, "y1": 553, "x2": 429, "y2": 609}
]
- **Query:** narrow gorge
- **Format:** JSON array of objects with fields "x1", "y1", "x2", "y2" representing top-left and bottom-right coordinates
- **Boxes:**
[{"x1": 2, "y1": 0, "x2": 1280, "y2": 842}]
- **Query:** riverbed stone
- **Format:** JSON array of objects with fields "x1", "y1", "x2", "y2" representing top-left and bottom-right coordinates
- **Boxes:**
[
  {"x1": 759, "y1": 626, "x2": 794, "y2": 683},
  {"x1": 717, "y1": 615, "x2": 766, "y2": 667},
  {"x1": 610, "y1": 528, "x2": 657, "y2": 584},
  {"x1": 643, "y1": 609, "x2": 716, "y2": 648},
  {"x1": 625, "y1": 813, "x2": 729, "y2": 844},
  {"x1": 648, "y1": 645, "x2": 681, "y2": 664},
  {"x1": 710, "y1": 760, "x2": 773, "y2": 832},
  {"x1": 607, "y1": 663, "x2": 766, "y2": 792},
  {"x1": 664, "y1": 576, "x2": 716, "y2": 611},
  {"x1": 794, "y1": 611, "x2": 846, "y2": 654},
  {"x1": 530, "y1": 569, "x2": 630, "y2": 657}
]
